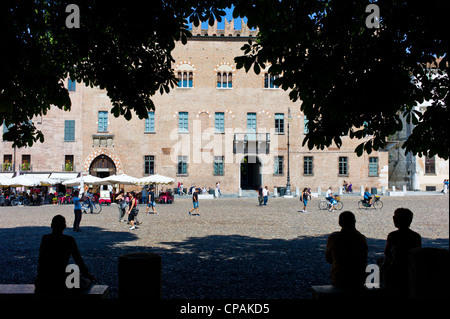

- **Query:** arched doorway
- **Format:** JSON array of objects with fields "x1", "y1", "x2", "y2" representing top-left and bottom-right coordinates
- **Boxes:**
[
  {"x1": 89, "y1": 155, "x2": 116, "y2": 178},
  {"x1": 240, "y1": 156, "x2": 262, "y2": 190}
]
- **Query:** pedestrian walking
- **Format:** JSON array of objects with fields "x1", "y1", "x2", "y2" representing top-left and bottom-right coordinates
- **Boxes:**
[
  {"x1": 300, "y1": 187, "x2": 311, "y2": 212},
  {"x1": 263, "y1": 186, "x2": 269, "y2": 205},
  {"x1": 188, "y1": 188, "x2": 200, "y2": 216},
  {"x1": 116, "y1": 190, "x2": 127, "y2": 222},
  {"x1": 127, "y1": 191, "x2": 138, "y2": 230},
  {"x1": 258, "y1": 185, "x2": 263, "y2": 206},
  {"x1": 145, "y1": 186, "x2": 158, "y2": 214},
  {"x1": 72, "y1": 190, "x2": 82, "y2": 232}
]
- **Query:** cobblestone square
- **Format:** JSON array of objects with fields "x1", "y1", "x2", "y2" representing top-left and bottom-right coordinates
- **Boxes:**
[{"x1": 0, "y1": 194, "x2": 448, "y2": 298}]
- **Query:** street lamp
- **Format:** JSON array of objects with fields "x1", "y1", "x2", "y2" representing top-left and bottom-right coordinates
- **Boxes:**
[{"x1": 285, "y1": 107, "x2": 292, "y2": 196}]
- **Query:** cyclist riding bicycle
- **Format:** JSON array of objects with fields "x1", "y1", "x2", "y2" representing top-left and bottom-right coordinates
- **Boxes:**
[
  {"x1": 363, "y1": 187, "x2": 373, "y2": 206},
  {"x1": 84, "y1": 189, "x2": 94, "y2": 213},
  {"x1": 325, "y1": 186, "x2": 338, "y2": 212}
]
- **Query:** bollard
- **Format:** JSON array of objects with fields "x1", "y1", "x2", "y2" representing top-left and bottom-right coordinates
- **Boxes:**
[
  {"x1": 402, "y1": 185, "x2": 407, "y2": 193},
  {"x1": 360, "y1": 186, "x2": 364, "y2": 196},
  {"x1": 317, "y1": 187, "x2": 321, "y2": 196},
  {"x1": 392, "y1": 186, "x2": 396, "y2": 192},
  {"x1": 338, "y1": 186, "x2": 343, "y2": 195},
  {"x1": 273, "y1": 187, "x2": 278, "y2": 197},
  {"x1": 238, "y1": 188, "x2": 242, "y2": 198},
  {"x1": 295, "y1": 187, "x2": 300, "y2": 197},
  {"x1": 381, "y1": 186, "x2": 386, "y2": 195},
  {"x1": 118, "y1": 252, "x2": 161, "y2": 299}
]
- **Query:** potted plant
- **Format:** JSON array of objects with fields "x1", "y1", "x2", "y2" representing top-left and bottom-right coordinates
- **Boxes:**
[
  {"x1": 2, "y1": 162, "x2": 11, "y2": 172},
  {"x1": 65, "y1": 162, "x2": 73, "y2": 171}
]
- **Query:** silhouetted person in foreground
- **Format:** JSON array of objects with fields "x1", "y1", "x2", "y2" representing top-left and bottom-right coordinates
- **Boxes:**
[
  {"x1": 35, "y1": 215, "x2": 95, "y2": 296},
  {"x1": 380, "y1": 208, "x2": 422, "y2": 293},
  {"x1": 325, "y1": 211, "x2": 368, "y2": 288}
]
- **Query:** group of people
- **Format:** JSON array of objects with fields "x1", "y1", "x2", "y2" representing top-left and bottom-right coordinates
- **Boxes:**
[
  {"x1": 35, "y1": 205, "x2": 422, "y2": 297},
  {"x1": 258, "y1": 185, "x2": 270, "y2": 206},
  {"x1": 325, "y1": 208, "x2": 422, "y2": 293},
  {"x1": 177, "y1": 182, "x2": 222, "y2": 197}
]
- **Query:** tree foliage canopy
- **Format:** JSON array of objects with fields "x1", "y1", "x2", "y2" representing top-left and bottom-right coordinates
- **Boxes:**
[{"x1": 1, "y1": 0, "x2": 448, "y2": 159}]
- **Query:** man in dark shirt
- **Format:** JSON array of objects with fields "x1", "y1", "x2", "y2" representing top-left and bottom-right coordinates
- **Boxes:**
[
  {"x1": 382, "y1": 208, "x2": 422, "y2": 292},
  {"x1": 145, "y1": 186, "x2": 158, "y2": 214},
  {"x1": 35, "y1": 215, "x2": 95, "y2": 296},
  {"x1": 188, "y1": 188, "x2": 200, "y2": 216},
  {"x1": 325, "y1": 211, "x2": 368, "y2": 288}
]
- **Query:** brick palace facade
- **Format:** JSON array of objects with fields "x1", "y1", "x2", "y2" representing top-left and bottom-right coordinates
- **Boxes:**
[{"x1": 1, "y1": 20, "x2": 390, "y2": 193}]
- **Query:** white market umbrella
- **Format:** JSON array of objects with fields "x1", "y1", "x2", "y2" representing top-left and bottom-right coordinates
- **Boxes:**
[
  {"x1": 62, "y1": 175, "x2": 103, "y2": 187},
  {"x1": 100, "y1": 174, "x2": 139, "y2": 185},
  {"x1": 0, "y1": 175, "x2": 42, "y2": 187},
  {"x1": 136, "y1": 174, "x2": 175, "y2": 186}
]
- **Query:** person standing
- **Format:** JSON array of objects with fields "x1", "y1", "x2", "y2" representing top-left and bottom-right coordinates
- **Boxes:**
[
  {"x1": 216, "y1": 182, "x2": 222, "y2": 197},
  {"x1": 263, "y1": 186, "x2": 269, "y2": 206},
  {"x1": 300, "y1": 188, "x2": 311, "y2": 213},
  {"x1": 188, "y1": 188, "x2": 200, "y2": 216},
  {"x1": 72, "y1": 191, "x2": 82, "y2": 232}
]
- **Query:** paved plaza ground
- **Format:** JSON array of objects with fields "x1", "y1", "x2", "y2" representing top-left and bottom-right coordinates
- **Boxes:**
[{"x1": 0, "y1": 194, "x2": 448, "y2": 299}]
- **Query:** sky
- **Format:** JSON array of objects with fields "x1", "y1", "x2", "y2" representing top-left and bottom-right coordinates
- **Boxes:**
[{"x1": 190, "y1": 6, "x2": 249, "y2": 31}]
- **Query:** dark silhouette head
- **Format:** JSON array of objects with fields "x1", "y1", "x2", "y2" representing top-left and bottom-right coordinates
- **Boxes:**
[
  {"x1": 51, "y1": 215, "x2": 66, "y2": 234},
  {"x1": 338, "y1": 211, "x2": 356, "y2": 229},
  {"x1": 393, "y1": 208, "x2": 414, "y2": 229}
]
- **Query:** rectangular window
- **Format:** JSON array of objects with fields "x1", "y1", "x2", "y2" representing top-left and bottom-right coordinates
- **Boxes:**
[
  {"x1": 425, "y1": 156, "x2": 436, "y2": 174},
  {"x1": 68, "y1": 79, "x2": 76, "y2": 92},
  {"x1": 98, "y1": 111, "x2": 108, "y2": 132},
  {"x1": 247, "y1": 113, "x2": 257, "y2": 140},
  {"x1": 339, "y1": 157, "x2": 348, "y2": 176},
  {"x1": 304, "y1": 115, "x2": 309, "y2": 134},
  {"x1": 64, "y1": 120, "x2": 75, "y2": 141},
  {"x1": 304, "y1": 156, "x2": 313, "y2": 175},
  {"x1": 369, "y1": 157, "x2": 379, "y2": 177},
  {"x1": 178, "y1": 112, "x2": 189, "y2": 133},
  {"x1": 145, "y1": 112, "x2": 155, "y2": 133},
  {"x1": 144, "y1": 155, "x2": 155, "y2": 175},
  {"x1": 264, "y1": 74, "x2": 279, "y2": 88},
  {"x1": 177, "y1": 156, "x2": 188, "y2": 175},
  {"x1": 274, "y1": 156, "x2": 284, "y2": 175},
  {"x1": 275, "y1": 113, "x2": 284, "y2": 134},
  {"x1": 215, "y1": 112, "x2": 225, "y2": 133},
  {"x1": 214, "y1": 156, "x2": 224, "y2": 175},
  {"x1": 247, "y1": 113, "x2": 257, "y2": 133}
]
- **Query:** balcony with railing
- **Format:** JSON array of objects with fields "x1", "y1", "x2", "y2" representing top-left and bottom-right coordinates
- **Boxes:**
[
  {"x1": 19, "y1": 163, "x2": 32, "y2": 172},
  {"x1": 1, "y1": 163, "x2": 14, "y2": 172},
  {"x1": 62, "y1": 163, "x2": 76, "y2": 172},
  {"x1": 233, "y1": 133, "x2": 270, "y2": 154}
]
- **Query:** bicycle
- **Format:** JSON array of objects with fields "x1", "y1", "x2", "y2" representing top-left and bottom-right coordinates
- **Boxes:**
[
  {"x1": 318, "y1": 196, "x2": 343, "y2": 211},
  {"x1": 358, "y1": 195, "x2": 383, "y2": 210},
  {"x1": 81, "y1": 198, "x2": 102, "y2": 214},
  {"x1": 11, "y1": 197, "x2": 31, "y2": 207}
]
